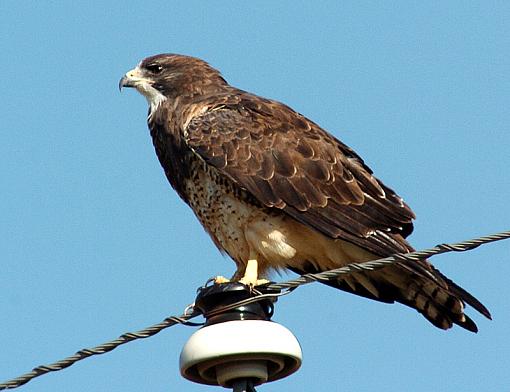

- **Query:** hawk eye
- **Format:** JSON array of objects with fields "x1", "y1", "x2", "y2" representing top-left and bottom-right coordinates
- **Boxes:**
[{"x1": 145, "y1": 63, "x2": 163, "y2": 74}]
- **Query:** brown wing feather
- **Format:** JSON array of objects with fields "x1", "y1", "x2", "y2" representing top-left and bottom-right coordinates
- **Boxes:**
[{"x1": 186, "y1": 94, "x2": 415, "y2": 256}]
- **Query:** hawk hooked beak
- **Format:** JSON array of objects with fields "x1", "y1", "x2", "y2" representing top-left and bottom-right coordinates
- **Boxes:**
[{"x1": 119, "y1": 67, "x2": 150, "y2": 91}]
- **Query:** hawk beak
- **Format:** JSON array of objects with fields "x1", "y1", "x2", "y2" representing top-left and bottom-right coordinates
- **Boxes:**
[
  {"x1": 118, "y1": 75, "x2": 132, "y2": 91},
  {"x1": 119, "y1": 67, "x2": 147, "y2": 91}
]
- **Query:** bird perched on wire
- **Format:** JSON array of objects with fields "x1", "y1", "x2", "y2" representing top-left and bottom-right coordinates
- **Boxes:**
[{"x1": 119, "y1": 53, "x2": 491, "y2": 332}]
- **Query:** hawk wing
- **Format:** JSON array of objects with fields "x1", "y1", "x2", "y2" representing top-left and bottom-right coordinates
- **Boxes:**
[
  {"x1": 185, "y1": 94, "x2": 415, "y2": 257},
  {"x1": 183, "y1": 93, "x2": 491, "y2": 331}
]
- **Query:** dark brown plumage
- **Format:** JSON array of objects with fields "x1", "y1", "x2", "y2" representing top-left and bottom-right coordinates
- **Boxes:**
[{"x1": 120, "y1": 53, "x2": 491, "y2": 332}]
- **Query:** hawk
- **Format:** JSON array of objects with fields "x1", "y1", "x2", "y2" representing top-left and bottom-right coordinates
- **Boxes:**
[{"x1": 119, "y1": 54, "x2": 490, "y2": 332}]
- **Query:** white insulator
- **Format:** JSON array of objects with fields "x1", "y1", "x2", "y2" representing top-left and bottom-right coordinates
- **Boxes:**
[{"x1": 180, "y1": 319, "x2": 302, "y2": 387}]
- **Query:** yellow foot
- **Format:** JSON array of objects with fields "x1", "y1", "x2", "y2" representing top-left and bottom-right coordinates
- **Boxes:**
[
  {"x1": 213, "y1": 276, "x2": 231, "y2": 284},
  {"x1": 239, "y1": 277, "x2": 270, "y2": 287},
  {"x1": 238, "y1": 259, "x2": 269, "y2": 286}
]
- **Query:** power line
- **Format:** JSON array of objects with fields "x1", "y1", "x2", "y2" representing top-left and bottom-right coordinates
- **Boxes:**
[
  {"x1": 1, "y1": 229, "x2": 509, "y2": 390},
  {"x1": 0, "y1": 312, "x2": 202, "y2": 390}
]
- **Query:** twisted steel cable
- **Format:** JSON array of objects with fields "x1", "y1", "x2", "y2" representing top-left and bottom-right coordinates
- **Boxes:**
[
  {"x1": 1, "y1": 229, "x2": 509, "y2": 390},
  {"x1": 0, "y1": 311, "x2": 202, "y2": 390}
]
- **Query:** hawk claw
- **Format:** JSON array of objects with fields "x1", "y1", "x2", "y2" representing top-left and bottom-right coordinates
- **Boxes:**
[
  {"x1": 209, "y1": 259, "x2": 269, "y2": 287},
  {"x1": 211, "y1": 275, "x2": 269, "y2": 286},
  {"x1": 213, "y1": 275, "x2": 231, "y2": 284},
  {"x1": 238, "y1": 277, "x2": 270, "y2": 287}
]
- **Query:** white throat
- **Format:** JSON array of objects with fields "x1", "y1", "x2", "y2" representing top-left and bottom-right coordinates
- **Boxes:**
[{"x1": 136, "y1": 82, "x2": 167, "y2": 117}]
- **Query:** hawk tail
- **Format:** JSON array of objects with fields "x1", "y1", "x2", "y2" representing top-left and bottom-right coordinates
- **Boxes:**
[
  {"x1": 291, "y1": 262, "x2": 491, "y2": 332},
  {"x1": 396, "y1": 271, "x2": 483, "y2": 332}
]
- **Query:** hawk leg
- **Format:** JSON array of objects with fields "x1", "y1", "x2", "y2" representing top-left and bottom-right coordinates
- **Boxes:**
[{"x1": 239, "y1": 259, "x2": 269, "y2": 286}]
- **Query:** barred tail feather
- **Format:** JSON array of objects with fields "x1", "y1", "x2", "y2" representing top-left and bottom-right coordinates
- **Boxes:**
[
  {"x1": 431, "y1": 266, "x2": 492, "y2": 320},
  {"x1": 380, "y1": 262, "x2": 490, "y2": 332},
  {"x1": 291, "y1": 260, "x2": 491, "y2": 332},
  {"x1": 399, "y1": 278, "x2": 479, "y2": 332}
]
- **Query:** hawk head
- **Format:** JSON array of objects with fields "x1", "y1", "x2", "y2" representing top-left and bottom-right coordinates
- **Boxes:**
[{"x1": 119, "y1": 53, "x2": 228, "y2": 110}]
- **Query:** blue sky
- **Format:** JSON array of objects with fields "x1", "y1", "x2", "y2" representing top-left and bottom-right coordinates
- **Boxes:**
[{"x1": 1, "y1": 1, "x2": 509, "y2": 391}]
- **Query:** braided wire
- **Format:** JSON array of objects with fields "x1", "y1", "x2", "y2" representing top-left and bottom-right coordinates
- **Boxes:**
[
  {"x1": 1, "y1": 229, "x2": 509, "y2": 390},
  {"x1": 0, "y1": 311, "x2": 201, "y2": 390}
]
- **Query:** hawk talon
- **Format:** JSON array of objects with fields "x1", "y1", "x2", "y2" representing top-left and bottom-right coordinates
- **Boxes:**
[
  {"x1": 213, "y1": 275, "x2": 231, "y2": 285},
  {"x1": 238, "y1": 278, "x2": 271, "y2": 287}
]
